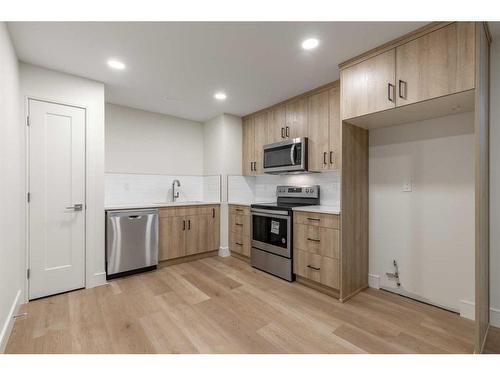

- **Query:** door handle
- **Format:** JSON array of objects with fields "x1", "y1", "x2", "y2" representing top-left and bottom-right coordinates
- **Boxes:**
[
  {"x1": 188, "y1": 219, "x2": 191, "y2": 230},
  {"x1": 323, "y1": 152, "x2": 327, "y2": 165},
  {"x1": 65, "y1": 203, "x2": 83, "y2": 211},
  {"x1": 183, "y1": 220, "x2": 186, "y2": 231},
  {"x1": 307, "y1": 238, "x2": 320, "y2": 242},
  {"x1": 388, "y1": 83, "x2": 395, "y2": 102},
  {"x1": 398, "y1": 80, "x2": 407, "y2": 99},
  {"x1": 329, "y1": 151, "x2": 334, "y2": 164},
  {"x1": 281, "y1": 127, "x2": 285, "y2": 138},
  {"x1": 212, "y1": 208, "x2": 215, "y2": 218},
  {"x1": 285, "y1": 126, "x2": 290, "y2": 138},
  {"x1": 290, "y1": 144, "x2": 297, "y2": 166}
]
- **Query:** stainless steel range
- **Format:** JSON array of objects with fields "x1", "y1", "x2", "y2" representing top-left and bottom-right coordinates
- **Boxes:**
[{"x1": 250, "y1": 185, "x2": 320, "y2": 281}]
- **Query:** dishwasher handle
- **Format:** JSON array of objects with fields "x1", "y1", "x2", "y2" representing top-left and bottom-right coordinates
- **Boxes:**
[{"x1": 128, "y1": 215, "x2": 142, "y2": 219}]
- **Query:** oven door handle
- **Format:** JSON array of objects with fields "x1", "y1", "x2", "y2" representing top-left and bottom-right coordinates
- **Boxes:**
[
  {"x1": 290, "y1": 144, "x2": 297, "y2": 166},
  {"x1": 251, "y1": 208, "x2": 290, "y2": 217}
]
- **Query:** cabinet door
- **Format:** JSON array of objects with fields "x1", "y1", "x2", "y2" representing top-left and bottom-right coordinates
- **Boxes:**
[
  {"x1": 242, "y1": 117, "x2": 255, "y2": 176},
  {"x1": 396, "y1": 22, "x2": 475, "y2": 107},
  {"x1": 286, "y1": 97, "x2": 308, "y2": 139},
  {"x1": 340, "y1": 49, "x2": 396, "y2": 120},
  {"x1": 307, "y1": 90, "x2": 330, "y2": 172},
  {"x1": 268, "y1": 105, "x2": 286, "y2": 143},
  {"x1": 159, "y1": 216, "x2": 186, "y2": 260},
  {"x1": 328, "y1": 86, "x2": 341, "y2": 170},
  {"x1": 253, "y1": 111, "x2": 269, "y2": 175},
  {"x1": 202, "y1": 206, "x2": 220, "y2": 252},
  {"x1": 185, "y1": 215, "x2": 200, "y2": 256}
]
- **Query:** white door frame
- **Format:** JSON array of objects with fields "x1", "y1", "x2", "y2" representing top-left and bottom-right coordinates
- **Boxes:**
[{"x1": 24, "y1": 96, "x2": 88, "y2": 302}]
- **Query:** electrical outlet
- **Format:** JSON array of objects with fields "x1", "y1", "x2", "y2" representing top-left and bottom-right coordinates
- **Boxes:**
[{"x1": 403, "y1": 178, "x2": 412, "y2": 192}]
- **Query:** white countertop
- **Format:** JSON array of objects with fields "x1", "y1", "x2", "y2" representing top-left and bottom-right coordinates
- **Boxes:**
[
  {"x1": 292, "y1": 205, "x2": 341, "y2": 215},
  {"x1": 105, "y1": 201, "x2": 221, "y2": 211}
]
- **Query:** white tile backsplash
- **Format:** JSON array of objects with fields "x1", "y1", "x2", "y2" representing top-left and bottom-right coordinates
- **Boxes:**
[
  {"x1": 105, "y1": 173, "x2": 221, "y2": 205},
  {"x1": 228, "y1": 171, "x2": 340, "y2": 205}
]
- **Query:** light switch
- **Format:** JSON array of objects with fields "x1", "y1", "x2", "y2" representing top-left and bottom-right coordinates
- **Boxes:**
[{"x1": 403, "y1": 177, "x2": 412, "y2": 192}]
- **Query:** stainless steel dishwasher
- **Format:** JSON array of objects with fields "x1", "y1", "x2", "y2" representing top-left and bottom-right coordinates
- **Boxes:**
[{"x1": 106, "y1": 209, "x2": 159, "y2": 279}]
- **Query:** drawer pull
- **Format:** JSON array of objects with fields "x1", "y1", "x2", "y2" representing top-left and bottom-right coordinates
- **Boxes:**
[
  {"x1": 235, "y1": 223, "x2": 243, "y2": 226},
  {"x1": 235, "y1": 242, "x2": 243, "y2": 246},
  {"x1": 307, "y1": 265, "x2": 321, "y2": 271},
  {"x1": 235, "y1": 208, "x2": 244, "y2": 212},
  {"x1": 307, "y1": 238, "x2": 320, "y2": 242},
  {"x1": 307, "y1": 217, "x2": 320, "y2": 222}
]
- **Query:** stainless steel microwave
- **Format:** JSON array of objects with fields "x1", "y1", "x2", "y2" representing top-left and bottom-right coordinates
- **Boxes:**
[{"x1": 263, "y1": 137, "x2": 308, "y2": 174}]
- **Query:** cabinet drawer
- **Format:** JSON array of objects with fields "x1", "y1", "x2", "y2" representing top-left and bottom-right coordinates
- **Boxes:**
[
  {"x1": 229, "y1": 205, "x2": 250, "y2": 216},
  {"x1": 230, "y1": 213, "x2": 250, "y2": 236},
  {"x1": 293, "y1": 249, "x2": 340, "y2": 290},
  {"x1": 294, "y1": 224, "x2": 340, "y2": 259},
  {"x1": 229, "y1": 231, "x2": 250, "y2": 257},
  {"x1": 294, "y1": 211, "x2": 339, "y2": 229}
]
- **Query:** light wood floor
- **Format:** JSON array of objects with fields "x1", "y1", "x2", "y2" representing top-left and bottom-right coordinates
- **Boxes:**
[{"x1": 6, "y1": 256, "x2": 474, "y2": 354}]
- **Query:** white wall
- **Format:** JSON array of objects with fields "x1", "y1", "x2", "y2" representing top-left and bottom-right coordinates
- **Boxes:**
[
  {"x1": 0, "y1": 23, "x2": 24, "y2": 353},
  {"x1": 20, "y1": 63, "x2": 106, "y2": 290},
  {"x1": 203, "y1": 114, "x2": 242, "y2": 255},
  {"x1": 490, "y1": 38, "x2": 500, "y2": 327},
  {"x1": 369, "y1": 112, "x2": 475, "y2": 316},
  {"x1": 105, "y1": 103, "x2": 204, "y2": 175}
]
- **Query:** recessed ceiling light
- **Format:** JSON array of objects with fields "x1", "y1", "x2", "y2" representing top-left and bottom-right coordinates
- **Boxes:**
[
  {"x1": 301, "y1": 38, "x2": 319, "y2": 50},
  {"x1": 107, "y1": 59, "x2": 126, "y2": 70},
  {"x1": 214, "y1": 92, "x2": 227, "y2": 101}
]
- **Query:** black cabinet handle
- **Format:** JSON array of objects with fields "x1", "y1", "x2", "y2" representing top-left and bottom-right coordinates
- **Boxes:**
[
  {"x1": 323, "y1": 152, "x2": 327, "y2": 165},
  {"x1": 212, "y1": 208, "x2": 215, "y2": 218},
  {"x1": 235, "y1": 208, "x2": 243, "y2": 212},
  {"x1": 281, "y1": 127, "x2": 285, "y2": 138},
  {"x1": 285, "y1": 126, "x2": 290, "y2": 138},
  {"x1": 235, "y1": 223, "x2": 243, "y2": 226},
  {"x1": 399, "y1": 80, "x2": 407, "y2": 99},
  {"x1": 307, "y1": 238, "x2": 320, "y2": 242},
  {"x1": 307, "y1": 265, "x2": 321, "y2": 271},
  {"x1": 188, "y1": 219, "x2": 191, "y2": 230},
  {"x1": 183, "y1": 220, "x2": 186, "y2": 231},
  {"x1": 235, "y1": 242, "x2": 243, "y2": 246},
  {"x1": 388, "y1": 83, "x2": 395, "y2": 102},
  {"x1": 329, "y1": 151, "x2": 334, "y2": 164},
  {"x1": 307, "y1": 217, "x2": 320, "y2": 222}
]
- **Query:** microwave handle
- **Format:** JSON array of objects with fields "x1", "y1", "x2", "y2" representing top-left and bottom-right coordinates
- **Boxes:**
[{"x1": 290, "y1": 144, "x2": 296, "y2": 165}]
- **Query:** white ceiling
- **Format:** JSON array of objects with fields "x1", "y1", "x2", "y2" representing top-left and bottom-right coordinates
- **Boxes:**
[{"x1": 8, "y1": 22, "x2": 426, "y2": 122}]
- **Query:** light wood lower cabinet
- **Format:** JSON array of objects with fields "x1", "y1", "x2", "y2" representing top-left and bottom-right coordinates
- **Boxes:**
[
  {"x1": 228, "y1": 204, "x2": 251, "y2": 259},
  {"x1": 159, "y1": 205, "x2": 220, "y2": 261},
  {"x1": 294, "y1": 249, "x2": 340, "y2": 290}
]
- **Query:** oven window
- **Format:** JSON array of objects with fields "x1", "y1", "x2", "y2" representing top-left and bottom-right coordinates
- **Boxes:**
[{"x1": 252, "y1": 214, "x2": 288, "y2": 249}]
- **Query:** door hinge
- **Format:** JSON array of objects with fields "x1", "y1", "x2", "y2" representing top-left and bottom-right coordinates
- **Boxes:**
[
  {"x1": 27, "y1": 192, "x2": 30, "y2": 203},
  {"x1": 26, "y1": 116, "x2": 30, "y2": 126},
  {"x1": 27, "y1": 268, "x2": 30, "y2": 279}
]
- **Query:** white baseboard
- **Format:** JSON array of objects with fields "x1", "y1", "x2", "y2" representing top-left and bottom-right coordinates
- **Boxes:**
[
  {"x1": 368, "y1": 274, "x2": 380, "y2": 289},
  {"x1": 0, "y1": 289, "x2": 22, "y2": 353},
  {"x1": 491, "y1": 307, "x2": 500, "y2": 328},
  {"x1": 218, "y1": 246, "x2": 230, "y2": 257},
  {"x1": 459, "y1": 300, "x2": 475, "y2": 321},
  {"x1": 86, "y1": 271, "x2": 107, "y2": 289}
]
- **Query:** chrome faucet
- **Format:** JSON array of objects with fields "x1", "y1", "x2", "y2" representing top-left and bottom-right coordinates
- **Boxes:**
[{"x1": 172, "y1": 179, "x2": 181, "y2": 202}]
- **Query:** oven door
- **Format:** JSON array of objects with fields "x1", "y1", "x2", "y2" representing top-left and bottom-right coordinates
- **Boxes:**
[
  {"x1": 263, "y1": 137, "x2": 307, "y2": 174},
  {"x1": 251, "y1": 208, "x2": 291, "y2": 258}
]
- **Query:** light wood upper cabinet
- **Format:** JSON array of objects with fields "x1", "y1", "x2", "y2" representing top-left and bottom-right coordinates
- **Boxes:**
[
  {"x1": 328, "y1": 86, "x2": 341, "y2": 170},
  {"x1": 395, "y1": 22, "x2": 475, "y2": 106},
  {"x1": 308, "y1": 90, "x2": 331, "y2": 172},
  {"x1": 268, "y1": 105, "x2": 286, "y2": 143},
  {"x1": 340, "y1": 49, "x2": 396, "y2": 120},
  {"x1": 242, "y1": 117, "x2": 255, "y2": 176},
  {"x1": 253, "y1": 111, "x2": 269, "y2": 175},
  {"x1": 285, "y1": 97, "x2": 308, "y2": 139}
]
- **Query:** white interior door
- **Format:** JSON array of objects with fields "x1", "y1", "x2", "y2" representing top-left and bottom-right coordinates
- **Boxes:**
[{"x1": 28, "y1": 99, "x2": 86, "y2": 300}]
